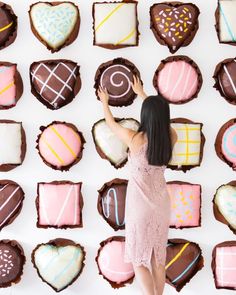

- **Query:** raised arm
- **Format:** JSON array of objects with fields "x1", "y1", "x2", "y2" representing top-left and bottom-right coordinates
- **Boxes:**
[
  {"x1": 98, "y1": 86, "x2": 136, "y2": 146},
  {"x1": 131, "y1": 75, "x2": 148, "y2": 100}
]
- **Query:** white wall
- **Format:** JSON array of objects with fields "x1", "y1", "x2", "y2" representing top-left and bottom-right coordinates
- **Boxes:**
[{"x1": 0, "y1": 0, "x2": 235, "y2": 295}]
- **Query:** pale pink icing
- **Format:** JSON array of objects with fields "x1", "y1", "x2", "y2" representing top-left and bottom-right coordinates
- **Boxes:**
[
  {"x1": 167, "y1": 183, "x2": 201, "y2": 228},
  {"x1": 38, "y1": 183, "x2": 81, "y2": 227},
  {"x1": 38, "y1": 123, "x2": 82, "y2": 168},
  {"x1": 0, "y1": 66, "x2": 16, "y2": 106},
  {"x1": 98, "y1": 240, "x2": 134, "y2": 283},
  {"x1": 215, "y1": 246, "x2": 236, "y2": 288},
  {"x1": 221, "y1": 123, "x2": 236, "y2": 168},
  {"x1": 157, "y1": 61, "x2": 198, "y2": 102}
]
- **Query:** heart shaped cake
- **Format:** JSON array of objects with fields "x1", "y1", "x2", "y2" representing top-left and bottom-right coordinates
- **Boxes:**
[
  {"x1": 0, "y1": 2, "x2": 17, "y2": 50},
  {"x1": 215, "y1": 118, "x2": 236, "y2": 170},
  {"x1": 0, "y1": 180, "x2": 24, "y2": 231},
  {"x1": 98, "y1": 178, "x2": 128, "y2": 231},
  {"x1": 96, "y1": 236, "x2": 134, "y2": 288},
  {"x1": 166, "y1": 238, "x2": 204, "y2": 291},
  {"x1": 30, "y1": 59, "x2": 81, "y2": 110},
  {"x1": 94, "y1": 58, "x2": 142, "y2": 107},
  {"x1": 29, "y1": 2, "x2": 80, "y2": 52},
  {"x1": 150, "y1": 2, "x2": 200, "y2": 53},
  {"x1": 92, "y1": 118, "x2": 139, "y2": 169},
  {"x1": 213, "y1": 181, "x2": 236, "y2": 234},
  {"x1": 32, "y1": 238, "x2": 85, "y2": 292}
]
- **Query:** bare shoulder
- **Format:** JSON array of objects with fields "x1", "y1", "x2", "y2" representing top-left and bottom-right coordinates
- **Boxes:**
[{"x1": 128, "y1": 132, "x2": 147, "y2": 154}]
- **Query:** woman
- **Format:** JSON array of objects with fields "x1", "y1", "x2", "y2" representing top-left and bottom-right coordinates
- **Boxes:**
[{"x1": 98, "y1": 76, "x2": 177, "y2": 295}]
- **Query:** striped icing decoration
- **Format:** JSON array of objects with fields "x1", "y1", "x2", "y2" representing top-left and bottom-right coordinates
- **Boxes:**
[
  {"x1": 94, "y1": 3, "x2": 137, "y2": 46},
  {"x1": 30, "y1": 3, "x2": 78, "y2": 49},
  {"x1": 169, "y1": 123, "x2": 201, "y2": 166},
  {"x1": 0, "y1": 66, "x2": 16, "y2": 106},
  {"x1": 98, "y1": 240, "x2": 134, "y2": 283},
  {"x1": 166, "y1": 242, "x2": 201, "y2": 285},
  {"x1": 215, "y1": 246, "x2": 236, "y2": 288},
  {"x1": 34, "y1": 245, "x2": 84, "y2": 291},
  {"x1": 102, "y1": 187, "x2": 125, "y2": 227},
  {"x1": 38, "y1": 123, "x2": 82, "y2": 168},
  {"x1": 219, "y1": 0, "x2": 236, "y2": 42},
  {"x1": 0, "y1": 183, "x2": 23, "y2": 229},
  {"x1": 157, "y1": 60, "x2": 198, "y2": 103},
  {"x1": 38, "y1": 183, "x2": 81, "y2": 227},
  {"x1": 0, "y1": 21, "x2": 13, "y2": 33}
]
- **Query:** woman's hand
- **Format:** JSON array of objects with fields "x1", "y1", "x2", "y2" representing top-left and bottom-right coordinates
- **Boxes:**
[
  {"x1": 131, "y1": 75, "x2": 147, "y2": 100},
  {"x1": 98, "y1": 86, "x2": 109, "y2": 105}
]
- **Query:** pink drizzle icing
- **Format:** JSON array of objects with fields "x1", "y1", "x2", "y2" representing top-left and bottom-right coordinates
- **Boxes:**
[{"x1": 157, "y1": 60, "x2": 198, "y2": 102}]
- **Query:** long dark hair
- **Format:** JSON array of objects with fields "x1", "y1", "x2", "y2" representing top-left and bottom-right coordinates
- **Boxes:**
[{"x1": 138, "y1": 95, "x2": 172, "y2": 166}]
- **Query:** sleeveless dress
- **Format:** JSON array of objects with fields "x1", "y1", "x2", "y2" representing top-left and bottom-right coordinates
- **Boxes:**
[{"x1": 124, "y1": 142, "x2": 171, "y2": 271}]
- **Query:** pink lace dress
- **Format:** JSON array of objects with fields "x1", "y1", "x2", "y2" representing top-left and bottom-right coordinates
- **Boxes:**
[{"x1": 124, "y1": 142, "x2": 171, "y2": 271}]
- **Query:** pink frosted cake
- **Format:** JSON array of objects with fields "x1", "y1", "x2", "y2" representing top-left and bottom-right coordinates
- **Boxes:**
[
  {"x1": 212, "y1": 241, "x2": 236, "y2": 290},
  {"x1": 153, "y1": 56, "x2": 202, "y2": 104},
  {"x1": 36, "y1": 181, "x2": 83, "y2": 229},
  {"x1": 37, "y1": 121, "x2": 85, "y2": 171},
  {"x1": 96, "y1": 236, "x2": 134, "y2": 288},
  {"x1": 0, "y1": 63, "x2": 23, "y2": 109},
  {"x1": 167, "y1": 181, "x2": 201, "y2": 228}
]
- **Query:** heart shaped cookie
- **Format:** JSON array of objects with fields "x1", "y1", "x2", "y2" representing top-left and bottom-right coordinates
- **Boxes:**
[
  {"x1": 32, "y1": 239, "x2": 85, "y2": 292},
  {"x1": 92, "y1": 118, "x2": 140, "y2": 169},
  {"x1": 29, "y1": 2, "x2": 80, "y2": 53},
  {"x1": 150, "y1": 2, "x2": 200, "y2": 53},
  {"x1": 213, "y1": 182, "x2": 236, "y2": 234},
  {"x1": 0, "y1": 180, "x2": 24, "y2": 230},
  {"x1": 30, "y1": 60, "x2": 81, "y2": 110},
  {"x1": 166, "y1": 238, "x2": 204, "y2": 291}
]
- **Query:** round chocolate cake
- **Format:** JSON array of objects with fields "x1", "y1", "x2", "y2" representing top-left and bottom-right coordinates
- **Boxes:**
[
  {"x1": 95, "y1": 58, "x2": 142, "y2": 107},
  {"x1": 0, "y1": 240, "x2": 25, "y2": 288}
]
